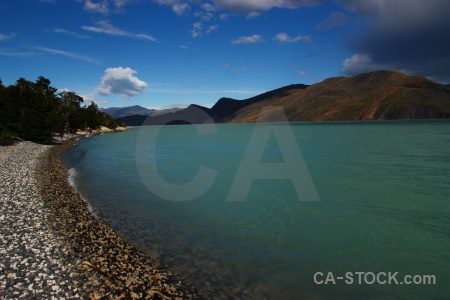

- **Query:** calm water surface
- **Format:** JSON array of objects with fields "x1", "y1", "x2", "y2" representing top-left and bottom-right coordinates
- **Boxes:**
[{"x1": 62, "y1": 120, "x2": 450, "y2": 299}]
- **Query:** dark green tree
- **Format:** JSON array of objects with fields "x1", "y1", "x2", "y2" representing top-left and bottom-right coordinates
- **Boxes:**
[
  {"x1": 84, "y1": 102, "x2": 102, "y2": 129},
  {"x1": 18, "y1": 77, "x2": 61, "y2": 143},
  {"x1": 1, "y1": 82, "x2": 20, "y2": 137},
  {"x1": 59, "y1": 90, "x2": 84, "y2": 132},
  {"x1": 0, "y1": 76, "x2": 127, "y2": 143},
  {"x1": 0, "y1": 79, "x2": 7, "y2": 137}
]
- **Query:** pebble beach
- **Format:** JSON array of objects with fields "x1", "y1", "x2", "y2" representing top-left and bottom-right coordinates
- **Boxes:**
[{"x1": 0, "y1": 140, "x2": 202, "y2": 299}]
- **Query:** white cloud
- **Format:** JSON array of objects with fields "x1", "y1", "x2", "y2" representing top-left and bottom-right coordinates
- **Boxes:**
[
  {"x1": 0, "y1": 47, "x2": 34, "y2": 57},
  {"x1": 52, "y1": 28, "x2": 91, "y2": 39},
  {"x1": 134, "y1": 33, "x2": 158, "y2": 41},
  {"x1": 173, "y1": 2, "x2": 190, "y2": 15},
  {"x1": 315, "y1": 12, "x2": 348, "y2": 30},
  {"x1": 224, "y1": 63, "x2": 256, "y2": 73},
  {"x1": 82, "y1": 20, "x2": 126, "y2": 35},
  {"x1": 202, "y1": 3, "x2": 216, "y2": 12},
  {"x1": 212, "y1": 0, "x2": 324, "y2": 13},
  {"x1": 80, "y1": 93, "x2": 109, "y2": 105},
  {"x1": 149, "y1": 0, "x2": 324, "y2": 20},
  {"x1": 207, "y1": 25, "x2": 218, "y2": 34},
  {"x1": 0, "y1": 32, "x2": 17, "y2": 41},
  {"x1": 191, "y1": 22, "x2": 203, "y2": 37},
  {"x1": 232, "y1": 34, "x2": 264, "y2": 44},
  {"x1": 113, "y1": 0, "x2": 139, "y2": 10},
  {"x1": 83, "y1": 0, "x2": 141, "y2": 14},
  {"x1": 84, "y1": 0, "x2": 109, "y2": 14},
  {"x1": 342, "y1": 53, "x2": 382, "y2": 74},
  {"x1": 57, "y1": 88, "x2": 71, "y2": 93},
  {"x1": 82, "y1": 20, "x2": 158, "y2": 42},
  {"x1": 96, "y1": 67, "x2": 148, "y2": 97},
  {"x1": 194, "y1": 10, "x2": 214, "y2": 21},
  {"x1": 246, "y1": 11, "x2": 261, "y2": 18},
  {"x1": 273, "y1": 32, "x2": 311, "y2": 43},
  {"x1": 151, "y1": 0, "x2": 323, "y2": 17},
  {"x1": 292, "y1": 64, "x2": 307, "y2": 76},
  {"x1": 190, "y1": 21, "x2": 217, "y2": 37},
  {"x1": 155, "y1": 0, "x2": 190, "y2": 16},
  {"x1": 33, "y1": 46, "x2": 100, "y2": 64}
]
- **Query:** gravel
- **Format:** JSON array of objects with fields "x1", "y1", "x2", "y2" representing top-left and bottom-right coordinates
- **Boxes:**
[
  {"x1": 0, "y1": 140, "x2": 202, "y2": 299},
  {"x1": 0, "y1": 141, "x2": 78, "y2": 299}
]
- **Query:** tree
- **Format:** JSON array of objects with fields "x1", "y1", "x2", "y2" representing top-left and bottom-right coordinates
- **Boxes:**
[
  {"x1": 0, "y1": 76, "x2": 126, "y2": 143},
  {"x1": 18, "y1": 77, "x2": 61, "y2": 143},
  {"x1": 59, "y1": 90, "x2": 84, "y2": 132},
  {"x1": 85, "y1": 102, "x2": 102, "y2": 129},
  {"x1": 0, "y1": 79, "x2": 7, "y2": 137}
]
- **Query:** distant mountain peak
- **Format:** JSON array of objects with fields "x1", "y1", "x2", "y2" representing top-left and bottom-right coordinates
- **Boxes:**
[
  {"x1": 100, "y1": 105, "x2": 183, "y2": 118},
  {"x1": 350, "y1": 70, "x2": 406, "y2": 84}
]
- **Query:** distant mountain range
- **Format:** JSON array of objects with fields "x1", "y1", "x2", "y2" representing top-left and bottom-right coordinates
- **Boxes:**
[
  {"x1": 99, "y1": 105, "x2": 183, "y2": 118},
  {"x1": 99, "y1": 105, "x2": 188, "y2": 126},
  {"x1": 103, "y1": 71, "x2": 450, "y2": 126}
]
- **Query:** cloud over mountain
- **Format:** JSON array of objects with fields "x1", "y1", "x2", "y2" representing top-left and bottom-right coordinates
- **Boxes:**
[
  {"x1": 96, "y1": 67, "x2": 148, "y2": 97},
  {"x1": 341, "y1": 0, "x2": 450, "y2": 82}
]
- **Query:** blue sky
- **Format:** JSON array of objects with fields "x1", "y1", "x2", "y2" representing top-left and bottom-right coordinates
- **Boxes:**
[{"x1": 1, "y1": 0, "x2": 449, "y2": 109}]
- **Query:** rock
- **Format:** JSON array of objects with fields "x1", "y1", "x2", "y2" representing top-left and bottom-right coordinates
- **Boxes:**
[{"x1": 0, "y1": 139, "x2": 202, "y2": 299}]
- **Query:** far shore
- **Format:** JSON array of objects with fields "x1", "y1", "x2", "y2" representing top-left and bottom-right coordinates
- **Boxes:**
[
  {"x1": 75, "y1": 125, "x2": 132, "y2": 136},
  {"x1": 72, "y1": 126, "x2": 133, "y2": 135}
]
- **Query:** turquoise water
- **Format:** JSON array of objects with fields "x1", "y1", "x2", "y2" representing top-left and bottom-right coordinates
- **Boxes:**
[{"x1": 62, "y1": 121, "x2": 450, "y2": 299}]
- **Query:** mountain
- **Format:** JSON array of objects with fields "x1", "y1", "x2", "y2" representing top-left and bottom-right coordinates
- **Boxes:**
[
  {"x1": 100, "y1": 105, "x2": 183, "y2": 118},
  {"x1": 100, "y1": 105, "x2": 154, "y2": 118},
  {"x1": 138, "y1": 84, "x2": 309, "y2": 126},
  {"x1": 229, "y1": 70, "x2": 450, "y2": 122},
  {"x1": 209, "y1": 84, "x2": 308, "y2": 122},
  {"x1": 120, "y1": 71, "x2": 450, "y2": 126},
  {"x1": 119, "y1": 115, "x2": 149, "y2": 126}
]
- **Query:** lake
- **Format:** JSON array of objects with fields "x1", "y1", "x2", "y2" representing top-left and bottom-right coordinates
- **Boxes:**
[{"x1": 62, "y1": 120, "x2": 450, "y2": 299}]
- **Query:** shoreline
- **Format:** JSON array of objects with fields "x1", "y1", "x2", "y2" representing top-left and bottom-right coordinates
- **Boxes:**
[
  {"x1": 0, "y1": 140, "x2": 201, "y2": 299},
  {"x1": 75, "y1": 126, "x2": 132, "y2": 137}
]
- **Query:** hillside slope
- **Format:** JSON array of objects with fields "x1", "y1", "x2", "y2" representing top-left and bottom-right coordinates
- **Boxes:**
[
  {"x1": 229, "y1": 70, "x2": 450, "y2": 122},
  {"x1": 209, "y1": 84, "x2": 308, "y2": 122},
  {"x1": 134, "y1": 84, "x2": 308, "y2": 125}
]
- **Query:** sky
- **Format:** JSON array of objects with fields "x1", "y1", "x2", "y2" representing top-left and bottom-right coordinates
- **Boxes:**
[{"x1": 1, "y1": 0, "x2": 449, "y2": 109}]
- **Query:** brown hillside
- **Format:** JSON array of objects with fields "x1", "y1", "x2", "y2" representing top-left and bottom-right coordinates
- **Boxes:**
[{"x1": 228, "y1": 70, "x2": 450, "y2": 123}]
